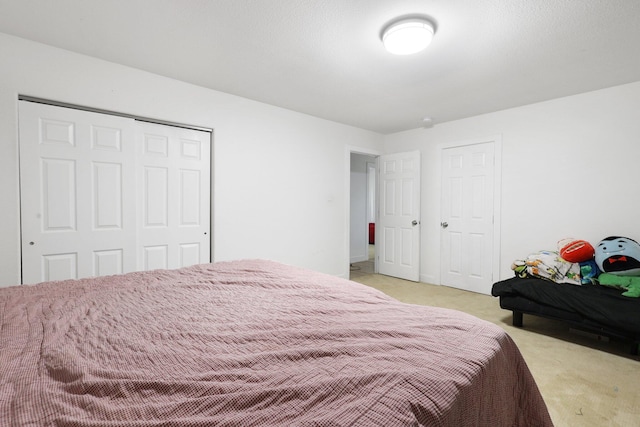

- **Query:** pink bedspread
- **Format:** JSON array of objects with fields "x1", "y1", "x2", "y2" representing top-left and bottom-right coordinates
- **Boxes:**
[{"x1": 1, "y1": 260, "x2": 553, "y2": 426}]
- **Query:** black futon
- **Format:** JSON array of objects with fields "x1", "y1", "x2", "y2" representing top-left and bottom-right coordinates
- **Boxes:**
[{"x1": 492, "y1": 276, "x2": 640, "y2": 355}]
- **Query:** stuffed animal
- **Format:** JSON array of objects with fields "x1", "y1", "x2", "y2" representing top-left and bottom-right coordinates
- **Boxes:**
[
  {"x1": 598, "y1": 273, "x2": 640, "y2": 297},
  {"x1": 558, "y1": 238, "x2": 595, "y2": 263},
  {"x1": 558, "y1": 238, "x2": 599, "y2": 284},
  {"x1": 595, "y1": 236, "x2": 640, "y2": 276},
  {"x1": 578, "y1": 259, "x2": 600, "y2": 285}
]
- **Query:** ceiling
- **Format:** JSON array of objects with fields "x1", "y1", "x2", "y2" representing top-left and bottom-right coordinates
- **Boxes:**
[{"x1": 1, "y1": 0, "x2": 640, "y2": 134}]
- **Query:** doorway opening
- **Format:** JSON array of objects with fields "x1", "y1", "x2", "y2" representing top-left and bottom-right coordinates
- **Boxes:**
[{"x1": 349, "y1": 152, "x2": 377, "y2": 279}]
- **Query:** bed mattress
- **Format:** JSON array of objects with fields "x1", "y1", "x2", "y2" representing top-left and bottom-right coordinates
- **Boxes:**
[{"x1": 1, "y1": 260, "x2": 552, "y2": 426}]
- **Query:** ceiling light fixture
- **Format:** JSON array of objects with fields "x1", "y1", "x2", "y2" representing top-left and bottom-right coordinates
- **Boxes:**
[{"x1": 382, "y1": 18, "x2": 435, "y2": 55}]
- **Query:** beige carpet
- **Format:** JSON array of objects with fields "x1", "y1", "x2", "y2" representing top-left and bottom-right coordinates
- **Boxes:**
[{"x1": 349, "y1": 267, "x2": 640, "y2": 427}]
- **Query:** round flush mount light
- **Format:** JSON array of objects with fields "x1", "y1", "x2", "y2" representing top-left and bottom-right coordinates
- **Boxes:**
[{"x1": 382, "y1": 18, "x2": 435, "y2": 55}]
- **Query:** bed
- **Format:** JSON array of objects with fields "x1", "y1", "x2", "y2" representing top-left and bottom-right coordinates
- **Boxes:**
[
  {"x1": 492, "y1": 276, "x2": 640, "y2": 355},
  {"x1": 1, "y1": 259, "x2": 552, "y2": 426}
]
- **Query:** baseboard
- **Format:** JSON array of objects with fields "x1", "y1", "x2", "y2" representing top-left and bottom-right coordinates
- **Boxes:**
[{"x1": 420, "y1": 274, "x2": 437, "y2": 285}]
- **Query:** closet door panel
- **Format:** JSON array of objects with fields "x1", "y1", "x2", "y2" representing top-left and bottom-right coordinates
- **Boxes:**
[
  {"x1": 19, "y1": 102, "x2": 137, "y2": 284},
  {"x1": 93, "y1": 161, "x2": 124, "y2": 229},
  {"x1": 136, "y1": 122, "x2": 211, "y2": 270},
  {"x1": 41, "y1": 158, "x2": 77, "y2": 231},
  {"x1": 143, "y1": 166, "x2": 169, "y2": 227}
]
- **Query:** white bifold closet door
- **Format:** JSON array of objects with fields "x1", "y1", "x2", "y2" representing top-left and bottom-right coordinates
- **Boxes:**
[
  {"x1": 19, "y1": 101, "x2": 210, "y2": 285},
  {"x1": 135, "y1": 121, "x2": 210, "y2": 272}
]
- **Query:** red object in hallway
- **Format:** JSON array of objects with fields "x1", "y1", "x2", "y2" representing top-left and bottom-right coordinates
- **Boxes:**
[{"x1": 369, "y1": 223, "x2": 375, "y2": 244}]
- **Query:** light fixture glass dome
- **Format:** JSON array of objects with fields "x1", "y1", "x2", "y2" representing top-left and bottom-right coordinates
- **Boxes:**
[{"x1": 382, "y1": 18, "x2": 435, "y2": 55}]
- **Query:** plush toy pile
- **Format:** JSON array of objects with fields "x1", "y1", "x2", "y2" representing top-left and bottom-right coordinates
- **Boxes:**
[{"x1": 511, "y1": 236, "x2": 640, "y2": 297}]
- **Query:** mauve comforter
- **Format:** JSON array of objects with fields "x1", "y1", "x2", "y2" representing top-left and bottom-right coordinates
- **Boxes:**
[{"x1": 1, "y1": 260, "x2": 552, "y2": 426}]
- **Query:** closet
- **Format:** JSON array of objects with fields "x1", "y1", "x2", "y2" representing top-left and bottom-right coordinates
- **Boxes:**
[{"x1": 19, "y1": 100, "x2": 211, "y2": 284}]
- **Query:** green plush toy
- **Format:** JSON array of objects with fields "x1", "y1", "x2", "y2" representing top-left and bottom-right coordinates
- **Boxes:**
[{"x1": 598, "y1": 273, "x2": 640, "y2": 297}]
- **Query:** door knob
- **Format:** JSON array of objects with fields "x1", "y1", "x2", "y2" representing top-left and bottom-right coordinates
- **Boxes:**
[
  {"x1": 440, "y1": 222, "x2": 448, "y2": 228},
  {"x1": 412, "y1": 220, "x2": 419, "y2": 226}
]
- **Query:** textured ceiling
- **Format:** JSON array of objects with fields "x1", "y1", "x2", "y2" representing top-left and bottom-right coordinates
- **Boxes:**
[{"x1": 1, "y1": 0, "x2": 639, "y2": 134}]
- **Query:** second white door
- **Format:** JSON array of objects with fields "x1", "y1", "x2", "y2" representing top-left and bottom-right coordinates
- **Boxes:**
[{"x1": 440, "y1": 141, "x2": 495, "y2": 294}]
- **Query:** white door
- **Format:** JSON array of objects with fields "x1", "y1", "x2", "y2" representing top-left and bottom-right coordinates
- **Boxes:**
[
  {"x1": 19, "y1": 102, "x2": 138, "y2": 283},
  {"x1": 377, "y1": 151, "x2": 420, "y2": 281},
  {"x1": 136, "y1": 122, "x2": 210, "y2": 270},
  {"x1": 19, "y1": 101, "x2": 211, "y2": 284},
  {"x1": 440, "y1": 142, "x2": 495, "y2": 294}
]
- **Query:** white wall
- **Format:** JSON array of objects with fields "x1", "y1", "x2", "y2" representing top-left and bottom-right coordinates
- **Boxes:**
[
  {"x1": 384, "y1": 81, "x2": 640, "y2": 284},
  {"x1": 0, "y1": 33, "x2": 383, "y2": 287}
]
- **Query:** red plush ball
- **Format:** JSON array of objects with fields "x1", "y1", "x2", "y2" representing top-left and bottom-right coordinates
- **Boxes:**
[{"x1": 559, "y1": 239, "x2": 595, "y2": 263}]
